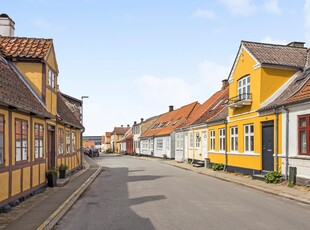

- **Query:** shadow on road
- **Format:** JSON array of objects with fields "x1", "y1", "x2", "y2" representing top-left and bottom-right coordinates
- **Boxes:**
[{"x1": 57, "y1": 165, "x2": 166, "y2": 229}]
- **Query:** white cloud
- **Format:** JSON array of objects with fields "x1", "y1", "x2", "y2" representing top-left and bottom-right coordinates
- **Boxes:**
[
  {"x1": 305, "y1": 0, "x2": 310, "y2": 45},
  {"x1": 263, "y1": 0, "x2": 282, "y2": 15},
  {"x1": 218, "y1": 0, "x2": 257, "y2": 16},
  {"x1": 193, "y1": 9, "x2": 216, "y2": 20},
  {"x1": 261, "y1": 36, "x2": 287, "y2": 45},
  {"x1": 134, "y1": 75, "x2": 198, "y2": 106},
  {"x1": 198, "y1": 60, "x2": 230, "y2": 92}
]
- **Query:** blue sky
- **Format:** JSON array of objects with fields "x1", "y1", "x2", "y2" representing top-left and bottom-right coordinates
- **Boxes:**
[{"x1": 1, "y1": 0, "x2": 309, "y2": 135}]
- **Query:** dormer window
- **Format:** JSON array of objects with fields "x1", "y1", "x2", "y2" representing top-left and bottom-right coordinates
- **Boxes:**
[
  {"x1": 238, "y1": 75, "x2": 250, "y2": 100},
  {"x1": 48, "y1": 69, "x2": 56, "y2": 89}
]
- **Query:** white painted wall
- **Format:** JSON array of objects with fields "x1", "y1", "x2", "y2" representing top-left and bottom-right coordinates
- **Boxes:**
[
  {"x1": 281, "y1": 103, "x2": 310, "y2": 179},
  {"x1": 154, "y1": 136, "x2": 171, "y2": 158},
  {"x1": 175, "y1": 131, "x2": 184, "y2": 162}
]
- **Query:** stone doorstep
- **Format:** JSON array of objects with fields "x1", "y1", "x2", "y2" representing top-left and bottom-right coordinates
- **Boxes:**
[{"x1": 57, "y1": 178, "x2": 69, "y2": 187}]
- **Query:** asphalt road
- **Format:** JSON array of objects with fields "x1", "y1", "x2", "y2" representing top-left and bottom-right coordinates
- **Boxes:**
[{"x1": 55, "y1": 155, "x2": 310, "y2": 230}]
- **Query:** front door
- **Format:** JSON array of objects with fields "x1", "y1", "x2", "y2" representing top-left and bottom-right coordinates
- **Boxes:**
[
  {"x1": 47, "y1": 125, "x2": 56, "y2": 170},
  {"x1": 184, "y1": 133, "x2": 188, "y2": 160},
  {"x1": 202, "y1": 131, "x2": 207, "y2": 159},
  {"x1": 262, "y1": 123, "x2": 274, "y2": 171}
]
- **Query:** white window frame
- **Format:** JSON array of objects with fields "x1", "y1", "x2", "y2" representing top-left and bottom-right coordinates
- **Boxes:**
[
  {"x1": 238, "y1": 75, "x2": 250, "y2": 100},
  {"x1": 219, "y1": 129, "x2": 225, "y2": 152},
  {"x1": 210, "y1": 130, "x2": 215, "y2": 151},
  {"x1": 195, "y1": 132, "x2": 200, "y2": 149},
  {"x1": 156, "y1": 139, "x2": 163, "y2": 150},
  {"x1": 244, "y1": 124, "x2": 254, "y2": 152},
  {"x1": 230, "y1": 126, "x2": 238, "y2": 152},
  {"x1": 166, "y1": 138, "x2": 170, "y2": 150},
  {"x1": 189, "y1": 133, "x2": 194, "y2": 148},
  {"x1": 48, "y1": 69, "x2": 55, "y2": 89}
]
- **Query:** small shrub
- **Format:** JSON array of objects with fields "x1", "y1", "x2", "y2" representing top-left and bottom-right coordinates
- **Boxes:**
[
  {"x1": 212, "y1": 163, "x2": 224, "y2": 171},
  {"x1": 46, "y1": 167, "x2": 58, "y2": 175},
  {"x1": 264, "y1": 171, "x2": 282, "y2": 184},
  {"x1": 163, "y1": 154, "x2": 167, "y2": 159},
  {"x1": 59, "y1": 164, "x2": 68, "y2": 170},
  {"x1": 287, "y1": 181, "x2": 294, "y2": 188}
]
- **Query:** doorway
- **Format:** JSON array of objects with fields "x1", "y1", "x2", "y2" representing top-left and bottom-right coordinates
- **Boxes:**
[
  {"x1": 47, "y1": 125, "x2": 56, "y2": 170},
  {"x1": 262, "y1": 122, "x2": 274, "y2": 171}
]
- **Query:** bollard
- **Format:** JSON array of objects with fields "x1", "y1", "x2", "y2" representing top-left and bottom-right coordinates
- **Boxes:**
[{"x1": 288, "y1": 166, "x2": 297, "y2": 185}]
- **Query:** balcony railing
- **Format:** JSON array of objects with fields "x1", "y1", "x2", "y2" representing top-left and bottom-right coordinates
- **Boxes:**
[{"x1": 228, "y1": 93, "x2": 252, "y2": 108}]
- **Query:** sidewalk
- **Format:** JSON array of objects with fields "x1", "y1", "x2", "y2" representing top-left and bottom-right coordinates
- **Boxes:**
[
  {"x1": 0, "y1": 156, "x2": 101, "y2": 230},
  {"x1": 128, "y1": 155, "x2": 310, "y2": 205}
]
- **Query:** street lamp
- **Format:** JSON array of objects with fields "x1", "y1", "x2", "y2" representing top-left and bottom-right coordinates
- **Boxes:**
[
  {"x1": 80, "y1": 96, "x2": 89, "y2": 168},
  {"x1": 81, "y1": 96, "x2": 89, "y2": 125}
]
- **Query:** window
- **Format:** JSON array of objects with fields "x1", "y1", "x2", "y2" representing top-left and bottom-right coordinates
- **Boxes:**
[
  {"x1": 66, "y1": 130, "x2": 71, "y2": 153},
  {"x1": 48, "y1": 69, "x2": 55, "y2": 89},
  {"x1": 58, "y1": 128, "x2": 64, "y2": 155},
  {"x1": 210, "y1": 130, "x2": 215, "y2": 151},
  {"x1": 34, "y1": 123, "x2": 44, "y2": 158},
  {"x1": 0, "y1": 115, "x2": 4, "y2": 164},
  {"x1": 195, "y1": 132, "x2": 200, "y2": 148},
  {"x1": 150, "y1": 139, "x2": 154, "y2": 150},
  {"x1": 172, "y1": 118, "x2": 181, "y2": 126},
  {"x1": 166, "y1": 138, "x2": 170, "y2": 150},
  {"x1": 230, "y1": 127, "x2": 238, "y2": 152},
  {"x1": 189, "y1": 133, "x2": 194, "y2": 148},
  {"x1": 176, "y1": 133, "x2": 183, "y2": 150},
  {"x1": 72, "y1": 132, "x2": 76, "y2": 152},
  {"x1": 156, "y1": 139, "x2": 163, "y2": 149},
  {"x1": 244, "y1": 124, "x2": 254, "y2": 152},
  {"x1": 219, "y1": 129, "x2": 225, "y2": 151},
  {"x1": 15, "y1": 119, "x2": 28, "y2": 161},
  {"x1": 238, "y1": 75, "x2": 250, "y2": 100},
  {"x1": 298, "y1": 115, "x2": 310, "y2": 155}
]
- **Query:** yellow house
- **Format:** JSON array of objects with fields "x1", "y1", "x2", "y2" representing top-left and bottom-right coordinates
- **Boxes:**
[
  {"x1": 0, "y1": 14, "x2": 83, "y2": 209},
  {"x1": 208, "y1": 40, "x2": 308, "y2": 174},
  {"x1": 111, "y1": 126, "x2": 130, "y2": 153}
]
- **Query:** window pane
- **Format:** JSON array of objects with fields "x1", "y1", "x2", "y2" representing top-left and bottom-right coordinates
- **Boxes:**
[
  {"x1": 300, "y1": 131, "x2": 307, "y2": 153},
  {"x1": 235, "y1": 137, "x2": 238, "y2": 150},
  {"x1": 245, "y1": 136, "x2": 249, "y2": 151},
  {"x1": 0, "y1": 149, "x2": 3, "y2": 164},
  {"x1": 16, "y1": 148, "x2": 21, "y2": 161},
  {"x1": 245, "y1": 126, "x2": 248, "y2": 134},
  {"x1": 250, "y1": 136, "x2": 254, "y2": 151},
  {"x1": 250, "y1": 125, "x2": 254, "y2": 133},
  {"x1": 235, "y1": 128, "x2": 238, "y2": 135},
  {"x1": 300, "y1": 118, "x2": 307, "y2": 127}
]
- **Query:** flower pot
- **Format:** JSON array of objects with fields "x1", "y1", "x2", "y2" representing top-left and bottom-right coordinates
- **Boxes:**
[
  {"x1": 47, "y1": 173, "x2": 57, "y2": 187},
  {"x1": 59, "y1": 169, "x2": 66, "y2": 179}
]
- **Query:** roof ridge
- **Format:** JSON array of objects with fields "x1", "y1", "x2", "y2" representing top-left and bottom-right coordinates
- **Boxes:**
[
  {"x1": 0, "y1": 36, "x2": 53, "y2": 41},
  {"x1": 241, "y1": 40, "x2": 307, "y2": 49}
]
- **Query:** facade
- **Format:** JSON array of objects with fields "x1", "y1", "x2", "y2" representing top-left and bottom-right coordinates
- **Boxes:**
[
  {"x1": 117, "y1": 127, "x2": 132, "y2": 154},
  {"x1": 0, "y1": 14, "x2": 83, "y2": 208},
  {"x1": 174, "y1": 80, "x2": 229, "y2": 163},
  {"x1": 102, "y1": 132, "x2": 112, "y2": 152},
  {"x1": 208, "y1": 41, "x2": 308, "y2": 174},
  {"x1": 83, "y1": 136, "x2": 102, "y2": 150},
  {"x1": 259, "y1": 67, "x2": 310, "y2": 181},
  {"x1": 111, "y1": 126, "x2": 130, "y2": 153},
  {"x1": 141, "y1": 103, "x2": 200, "y2": 159}
]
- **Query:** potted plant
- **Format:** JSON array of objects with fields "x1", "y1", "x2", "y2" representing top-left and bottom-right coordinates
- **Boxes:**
[
  {"x1": 59, "y1": 164, "x2": 68, "y2": 179},
  {"x1": 46, "y1": 168, "x2": 58, "y2": 187}
]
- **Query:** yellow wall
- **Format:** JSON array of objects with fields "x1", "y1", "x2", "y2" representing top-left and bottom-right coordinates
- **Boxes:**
[
  {"x1": 15, "y1": 62, "x2": 43, "y2": 98},
  {"x1": 0, "y1": 172, "x2": 9, "y2": 202},
  {"x1": 23, "y1": 167, "x2": 31, "y2": 191},
  {"x1": 32, "y1": 165, "x2": 39, "y2": 187},
  {"x1": 40, "y1": 163, "x2": 46, "y2": 184},
  {"x1": 0, "y1": 109, "x2": 9, "y2": 167},
  {"x1": 12, "y1": 169, "x2": 21, "y2": 196}
]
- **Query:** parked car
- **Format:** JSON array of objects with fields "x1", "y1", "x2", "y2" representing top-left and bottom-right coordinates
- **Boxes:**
[{"x1": 84, "y1": 147, "x2": 99, "y2": 157}]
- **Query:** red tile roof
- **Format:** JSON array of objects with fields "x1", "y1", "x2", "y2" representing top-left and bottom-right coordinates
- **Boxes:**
[
  {"x1": 0, "y1": 37, "x2": 52, "y2": 59},
  {"x1": 113, "y1": 126, "x2": 130, "y2": 135},
  {"x1": 141, "y1": 101, "x2": 200, "y2": 138}
]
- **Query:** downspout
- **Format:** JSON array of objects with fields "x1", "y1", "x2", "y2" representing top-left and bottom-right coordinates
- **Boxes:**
[
  {"x1": 274, "y1": 108, "x2": 279, "y2": 173},
  {"x1": 80, "y1": 128, "x2": 84, "y2": 168},
  {"x1": 191, "y1": 126, "x2": 195, "y2": 164},
  {"x1": 224, "y1": 119, "x2": 228, "y2": 171},
  {"x1": 283, "y1": 107, "x2": 289, "y2": 180}
]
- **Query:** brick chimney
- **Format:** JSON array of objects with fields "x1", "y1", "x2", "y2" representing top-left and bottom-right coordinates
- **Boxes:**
[
  {"x1": 287, "y1": 41, "x2": 305, "y2": 48},
  {"x1": 121, "y1": 125, "x2": 123, "y2": 128},
  {"x1": 140, "y1": 118, "x2": 144, "y2": 123},
  {"x1": 127, "y1": 124, "x2": 130, "y2": 127},
  {"x1": 134, "y1": 121, "x2": 137, "y2": 125},
  {"x1": 169, "y1": 105, "x2": 174, "y2": 112},
  {"x1": 0, "y1": 14, "x2": 15, "y2": 36},
  {"x1": 222, "y1": 79, "x2": 229, "y2": 89}
]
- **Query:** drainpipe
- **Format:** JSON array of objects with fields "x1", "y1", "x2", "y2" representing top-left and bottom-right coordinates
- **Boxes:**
[
  {"x1": 224, "y1": 119, "x2": 228, "y2": 171},
  {"x1": 80, "y1": 128, "x2": 84, "y2": 168},
  {"x1": 283, "y1": 107, "x2": 289, "y2": 180},
  {"x1": 191, "y1": 126, "x2": 195, "y2": 164},
  {"x1": 274, "y1": 109, "x2": 279, "y2": 173}
]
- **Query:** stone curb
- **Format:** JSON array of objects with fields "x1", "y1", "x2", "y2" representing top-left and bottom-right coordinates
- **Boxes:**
[{"x1": 37, "y1": 157, "x2": 102, "y2": 230}]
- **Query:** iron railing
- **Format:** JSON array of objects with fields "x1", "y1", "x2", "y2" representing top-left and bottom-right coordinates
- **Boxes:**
[{"x1": 228, "y1": 93, "x2": 252, "y2": 105}]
